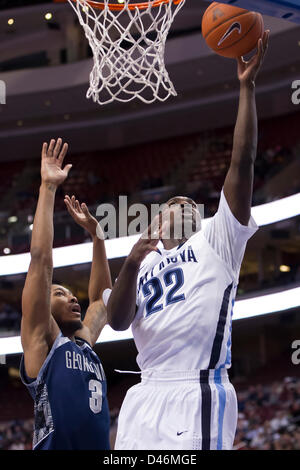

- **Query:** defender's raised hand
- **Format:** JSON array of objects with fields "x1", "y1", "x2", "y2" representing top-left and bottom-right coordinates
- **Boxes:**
[
  {"x1": 237, "y1": 30, "x2": 269, "y2": 86},
  {"x1": 64, "y1": 195, "x2": 100, "y2": 238},
  {"x1": 41, "y1": 138, "x2": 71, "y2": 187},
  {"x1": 128, "y1": 213, "x2": 162, "y2": 266}
]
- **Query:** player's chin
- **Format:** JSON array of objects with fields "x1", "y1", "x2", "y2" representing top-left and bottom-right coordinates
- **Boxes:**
[{"x1": 64, "y1": 318, "x2": 83, "y2": 334}]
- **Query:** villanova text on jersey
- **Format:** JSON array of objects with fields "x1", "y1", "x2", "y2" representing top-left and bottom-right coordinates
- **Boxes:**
[{"x1": 20, "y1": 333, "x2": 110, "y2": 450}]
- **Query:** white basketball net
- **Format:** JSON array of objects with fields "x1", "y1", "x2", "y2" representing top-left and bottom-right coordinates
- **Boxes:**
[{"x1": 68, "y1": 0, "x2": 186, "y2": 104}]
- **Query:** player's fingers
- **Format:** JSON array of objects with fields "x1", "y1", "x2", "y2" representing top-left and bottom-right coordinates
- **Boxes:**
[
  {"x1": 64, "y1": 197, "x2": 72, "y2": 209},
  {"x1": 155, "y1": 212, "x2": 163, "y2": 237},
  {"x1": 259, "y1": 35, "x2": 266, "y2": 59},
  {"x1": 41, "y1": 142, "x2": 48, "y2": 159},
  {"x1": 75, "y1": 199, "x2": 82, "y2": 213},
  {"x1": 63, "y1": 164, "x2": 72, "y2": 178},
  {"x1": 81, "y1": 203, "x2": 90, "y2": 216},
  {"x1": 158, "y1": 223, "x2": 163, "y2": 239},
  {"x1": 252, "y1": 38, "x2": 262, "y2": 65},
  {"x1": 58, "y1": 143, "x2": 69, "y2": 165},
  {"x1": 262, "y1": 30, "x2": 269, "y2": 58},
  {"x1": 263, "y1": 29, "x2": 270, "y2": 45},
  {"x1": 148, "y1": 236, "x2": 160, "y2": 248},
  {"x1": 237, "y1": 56, "x2": 245, "y2": 67},
  {"x1": 160, "y1": 217, "x2": 169, "y2": 238},
  {"x1": 53, "y1": 138, "x2": 62, "y2": 159},
  {"x1": 248, "y1": 45, "x2": 261, "y2": 68},
  {"x1": 145, "y1": 244, "x2": 159, "y2": 255},
  {"x1": 64, "y1": 198, "x2": 75, "y2": 214},
  {"x1": 144, "y1": 214, "x2": 160, "y2": 239},
  {"x1": 47, "y1": 139, "x2": 56, "y2": 157},
  {"x1": 72, "y1": 199, "x2": 79, "y2": 212}
]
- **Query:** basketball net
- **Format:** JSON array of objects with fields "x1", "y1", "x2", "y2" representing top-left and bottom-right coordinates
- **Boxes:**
[{"x1": 67, "y1": 0, "x2": 186, "y2": 104}]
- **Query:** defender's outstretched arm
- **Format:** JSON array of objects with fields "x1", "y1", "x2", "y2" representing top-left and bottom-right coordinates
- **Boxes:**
[
  {"x1": 64, "y1": 196, "x2": 112, "y2": 346},
  {"x1": 21, "y1": 139, "x2": 71, "y2": 378}
]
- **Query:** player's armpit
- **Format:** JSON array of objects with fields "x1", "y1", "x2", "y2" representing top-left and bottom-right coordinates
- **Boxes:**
[
  {"x1": 107, "y1": 257, "x2": 140, "y2": 331},
  {"x1": 21, "y1": 315, "x2": 58, "y2": 378}
]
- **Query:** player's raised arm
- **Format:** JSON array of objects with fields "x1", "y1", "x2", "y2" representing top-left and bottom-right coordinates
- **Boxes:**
[
  {"x1": 21, "y1": 139, "x2": 72, "y2": 378},
  {"x1": 107, "y1": 215, "x2": 161, "y2": 331},
  {"x1": 64, "y1": 196, "x2": 112, "y2": 346},
  {"x1": 223, "y1": 30, "x2": 269, "y2": 225}
]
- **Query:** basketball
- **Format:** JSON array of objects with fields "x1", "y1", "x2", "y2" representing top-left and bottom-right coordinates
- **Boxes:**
[{"x1": 202, "y1": 2, "x2": 264, "y2": 58}]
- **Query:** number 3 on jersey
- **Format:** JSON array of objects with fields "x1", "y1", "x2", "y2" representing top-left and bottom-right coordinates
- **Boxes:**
[
  {"x1": 142, "y1": 267, "x2": 185, "y2": 317},
  {"x1": 89, "y1": 379, "x2": 102, "y2": 414}
]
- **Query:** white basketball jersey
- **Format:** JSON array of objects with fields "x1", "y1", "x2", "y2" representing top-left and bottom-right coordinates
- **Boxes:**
[{"x1": 132, "y1": 188, "x2": 258, "y2": 372}]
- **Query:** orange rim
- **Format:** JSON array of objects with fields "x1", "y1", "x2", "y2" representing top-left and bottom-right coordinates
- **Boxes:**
[{"x1": 54, "y1": 0, "x2": 184, "y2": 11}]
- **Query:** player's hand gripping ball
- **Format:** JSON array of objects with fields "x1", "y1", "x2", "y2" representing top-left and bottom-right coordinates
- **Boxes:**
[{"x1": 202, "y1": 2, "x2": 264, "y2": 58}]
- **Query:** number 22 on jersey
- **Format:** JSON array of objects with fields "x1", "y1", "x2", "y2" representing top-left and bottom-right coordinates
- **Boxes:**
[{"x1": 142, "y1": 268, "x2": 186, "y2": 317}]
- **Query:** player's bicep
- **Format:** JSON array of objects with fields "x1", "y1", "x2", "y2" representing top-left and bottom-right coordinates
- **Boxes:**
[
  {"x1": 21, "y1": 258, "x2": 58, "y2": 350},
  {"x1": 223, "y1": 161, "x2": 253, "y2": 226}
]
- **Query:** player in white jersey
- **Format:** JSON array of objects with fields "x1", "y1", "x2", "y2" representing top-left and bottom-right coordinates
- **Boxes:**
[{"x1": 105, "y1": 31, "x2": 269, "y2": 450}]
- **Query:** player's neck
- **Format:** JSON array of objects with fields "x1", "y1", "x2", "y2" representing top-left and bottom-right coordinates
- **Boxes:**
[
  {"x1": 60, "y1": 326, "x2": 77, "y2": 342},
  {"x1": 162, "y1": 237, "x2": 187, "y2": 250}
]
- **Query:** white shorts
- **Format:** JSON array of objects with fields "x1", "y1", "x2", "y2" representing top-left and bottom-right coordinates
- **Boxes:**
[{"x1": 115, "y1": 368, "x2": 238, "y2": 450}]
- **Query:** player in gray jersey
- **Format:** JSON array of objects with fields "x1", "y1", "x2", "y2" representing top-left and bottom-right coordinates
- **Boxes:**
[{"x1": 20, "y1": 138, "x2": 112, "y2": 449}]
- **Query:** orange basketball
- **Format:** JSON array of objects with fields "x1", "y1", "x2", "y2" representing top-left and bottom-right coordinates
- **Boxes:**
[{"x1": 201, "y1": 2, "x2": 264, "y2": 58}]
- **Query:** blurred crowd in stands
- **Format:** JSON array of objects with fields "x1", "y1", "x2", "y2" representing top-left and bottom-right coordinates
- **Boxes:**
[
  {"x1": 0, "y1": 113, "x2": 299, "y2": 333},
  {"x1": 0, "y1": 111, "x2": 299, "y2": 257},
  {"x1": 0, "y1": 419, "x2": 33, "y2": 450},
  {"x1": 234, "y1": 377, "x2": 300, "y2": 450},
  {"x1": 1, "y1": 258, "x2": 300, "y2": 334},
  {"x1": 1, "y1": 376, "x2": 300, "y2": 450},
  {"x1": 0, "y1": 302, "x2": 21, "y2": 333},
  {"x1": 0, "y1": 133, "x2": 299, "y2": 333}
]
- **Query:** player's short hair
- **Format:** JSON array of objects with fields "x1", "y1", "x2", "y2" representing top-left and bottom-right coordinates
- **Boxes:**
[{"x1": 166, "y1": 196, "x2": 198, "y2": 208}]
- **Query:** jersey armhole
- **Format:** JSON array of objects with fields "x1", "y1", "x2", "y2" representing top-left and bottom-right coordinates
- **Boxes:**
[
  {"x1": 74, "y1": 336, "x2": 93, "y2": 349},
  {"x1": 20, "y1": 355, "x2": 38, "y2": 388},
  {"x1": 23, "y1": 360, "x2": 36, "y2": 383},
  {"x1": 199, "y1": 229, "x2": 238, "y2": 283}
]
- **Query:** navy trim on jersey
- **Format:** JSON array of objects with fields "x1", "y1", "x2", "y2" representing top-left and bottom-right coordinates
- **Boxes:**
[
  {"x1": 208, "y1": 283, "x2": 233, "y2": 369},
  {"x1": 156, "y1": 240, "x2": 187, "y2": 257},
  {"x1": 74, "y1": 336, "x2": 92, "y2": 348},
  {"x1": 176, "y1": 241, "x2": 186, "y2": 250},
  {"x1": 200, "y1": 370, "x2": 211, "y2": 450}
]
